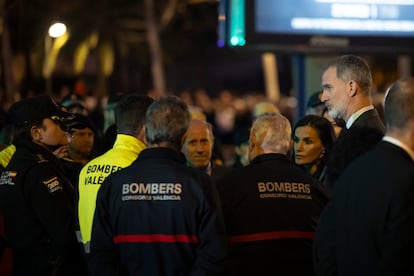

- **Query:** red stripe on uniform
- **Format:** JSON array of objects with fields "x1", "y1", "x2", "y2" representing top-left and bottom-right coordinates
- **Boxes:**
[
  {"x1": 228, "y1": 231, "x2": 314, "y2": 243},
  {"x1": 113, "y1": 234, "x2": 199, "y2": 244}
]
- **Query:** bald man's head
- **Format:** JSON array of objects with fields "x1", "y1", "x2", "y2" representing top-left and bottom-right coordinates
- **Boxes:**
[{"x1": 181, "y1": 119, "x2": 214, "y2": 169}]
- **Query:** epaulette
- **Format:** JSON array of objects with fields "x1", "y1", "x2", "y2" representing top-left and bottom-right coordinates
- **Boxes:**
[{"x1": 36, "y1": 154, "x2": 49, "y2": 163}]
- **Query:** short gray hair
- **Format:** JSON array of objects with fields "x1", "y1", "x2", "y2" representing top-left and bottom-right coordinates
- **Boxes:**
[
  {"x1": 384, "y1": 77, "x2": 414, "y2": 130},
  {"x1": 145, "y1": 96, "x2": 191, "y2": 149},
  {"x1": 323, "y1": 55, "x2": 372, "y2": 96},
  {"x1": 251, "y1": 113, "x2": 291, "y2": 154}
]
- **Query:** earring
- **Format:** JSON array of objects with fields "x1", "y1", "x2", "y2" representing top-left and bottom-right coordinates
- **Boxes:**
[{"x1": 319, "y1": 149, "x2": 325, "y2": 158}]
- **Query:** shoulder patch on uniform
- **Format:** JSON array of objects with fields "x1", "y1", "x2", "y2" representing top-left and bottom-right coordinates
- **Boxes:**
[
  {"x1": 36, "y1": 154, "x2": 49, "y2": 163},
  {"x1": 0, "y1": 171, "x2": 17, "y2": 186},
  {"x1": 43, "y1": 176, "x2": 63, "y2": 193}
]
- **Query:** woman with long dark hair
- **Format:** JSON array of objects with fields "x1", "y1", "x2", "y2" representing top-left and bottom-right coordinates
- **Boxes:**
[{"x1": 292, "y1": 115, "x2": 336, "y2": 183}]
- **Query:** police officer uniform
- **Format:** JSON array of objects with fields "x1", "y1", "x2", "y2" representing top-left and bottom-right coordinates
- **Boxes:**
[
  {"x1": 217, "y1": 153, "x2": 328, "y2": 276},
  {"x1": 89, "y1": 147, "x2": 227, "y2": 276},
  {"x1": 0, "y1": 147, "x2": 12, "y2": 275},
  {"x1": 0, "y1": 96, "x2": 87, "y2": 276}
]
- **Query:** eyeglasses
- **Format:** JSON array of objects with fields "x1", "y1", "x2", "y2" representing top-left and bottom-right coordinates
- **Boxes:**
[
  {"x1": 49, "y1": 116, "x2": 69, "y2": 131},
  {"x1": 49, "y1": 115, "x2": 66, "y2": 123}
]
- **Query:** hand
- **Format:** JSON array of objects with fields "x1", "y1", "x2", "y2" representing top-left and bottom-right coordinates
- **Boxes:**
[{"x1": 53, "y1": 145, "x2": 68, "y2": 159}]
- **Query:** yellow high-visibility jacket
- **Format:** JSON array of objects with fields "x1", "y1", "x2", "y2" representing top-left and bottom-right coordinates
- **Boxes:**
[
  {"x1": 78, "y1": 134, "x2": 146, "y2": 251},
  {"x1": 0, "y1": 144, "x2": 16, "y2": 168}
]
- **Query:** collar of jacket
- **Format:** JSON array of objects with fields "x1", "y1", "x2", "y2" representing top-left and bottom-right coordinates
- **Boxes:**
[
  {"x1": 138, "y1": 147, "x2": 187, "y2": 164},
  {"x1": 250, "y1": 153, "x2": 290, "y2": 164},
  {"x1": 112, "y1": 134, "x2": 146, "y2": 155},
  {"x1": 13, "y1": 137, "x2": 59, "y2": 164}
]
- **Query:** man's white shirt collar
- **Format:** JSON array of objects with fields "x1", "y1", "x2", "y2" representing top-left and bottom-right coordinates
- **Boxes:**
[
  {"x1": 383, "y1": 136, "x2": 414, "y2": 161},
  {"x1": 346, "y1": 105, "x2": 374, "y2": 129}
]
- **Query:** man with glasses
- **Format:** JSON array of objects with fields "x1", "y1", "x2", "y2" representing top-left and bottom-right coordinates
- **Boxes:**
[
  {"x1": 0, "y1": 95, "x2": 87, "y2": 276},
  {"x1": 60, "y1": 114, "x2": 96, "y2": 187}
]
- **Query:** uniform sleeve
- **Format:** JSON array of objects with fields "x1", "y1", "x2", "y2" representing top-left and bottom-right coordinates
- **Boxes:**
[
  {"x1": 313, "y1": 200, "x2": 336, "y2": 276},
  {"x1": 190, "y1": 174, "x2": 227, "y2": 276},
  {"x1": 26, "y1": 164, "x2": 79, "y2": 257},
  {"x1": 88, "y1": 177, "x2": 123, "y2": 276}
]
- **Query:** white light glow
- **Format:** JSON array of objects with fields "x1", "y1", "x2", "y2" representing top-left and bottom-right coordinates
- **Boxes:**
[
  {"x1": 331, "y1": 4, "x2": 371, "y2": 18},
  {"x1": 48, "y1": 22, "x2": 67, "y2": 38}
]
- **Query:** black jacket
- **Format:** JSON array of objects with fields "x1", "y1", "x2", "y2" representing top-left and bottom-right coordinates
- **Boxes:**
[
  {"x1": 89, "y1": 147, "x2": 227, "y2": 276},
  {"x1": 326, "y1": 109, "x2": 385, "y2": 188},
  {"x1": 217, "y1": 153, "x2": 328, "y2": 276},
  {"x1": 0, "y1": 138, "x2": 86, "y2": 276},
  {"x1": 314, "y1": 141, "x2": 414, "y2": 276}
]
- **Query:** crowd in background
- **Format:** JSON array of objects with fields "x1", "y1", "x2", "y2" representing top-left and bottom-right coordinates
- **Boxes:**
[
  {"x1": 0, "y1": 85, "x2": 384, "y2": 167},
  {"x1": 0, "y1": 87, "x2": 294, "y2": 165}
]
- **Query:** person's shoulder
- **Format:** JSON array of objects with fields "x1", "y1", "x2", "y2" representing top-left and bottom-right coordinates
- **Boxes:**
[
  {"x1": 221, "y1": 164, "x2": 249, "y2": 178},
  {"x1": 215, "y1": 165, "x2": 253, "y2": 190},
  {"x1": 336, "y1": 127, "x2": 383, "y2": 157},
  {"x1": 9, "y1": 147, "x2": 52, "y2": 169},
  {"x1": 335, "y1": 140, "x2": 410, "y2": 177},
  {"x1": 182, "y1": 165, "x2": 210, "y2": 181},
  {"x1": 79, "y1": 155, "x2": 103, "y2": 175},
  {"x1": 334, "y1": 143, "x2": 414, "y2": 196},
  {"x1": 0, "y1": 144, "x2": 15, "y2": 167},
  {"x1": 289, "y1": 164, "x2": 324, "y2": 188},
  {"x1": 80, "y1": 148, "x2": 128, "y2": 172},
  {"x1": 83, "y1": 148, "x2": 110, "y2": 164},
  {"x1": 353, "y1": 109, "x2": 385, "y2": 133},
  {"x1": 374, "y1": 142, "x2": 414, "y2": 169},
  {"x1": 211, "y1": 165, "x2": 232, "y2": 181},
  {"x1": 19, "y1": 159, "x2": 69, "y2": 190}
]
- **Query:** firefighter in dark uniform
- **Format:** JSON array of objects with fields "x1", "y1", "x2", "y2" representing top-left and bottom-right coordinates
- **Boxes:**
[
  {"x1": 0, "y1": 95, "x2": 87, "y2": 276},
  {"x1": 217, "y1": 113, "x2": 328, "y2": 276},
  {"x1": 89, "y1": 96, "x2": 227, "y2": 276}
]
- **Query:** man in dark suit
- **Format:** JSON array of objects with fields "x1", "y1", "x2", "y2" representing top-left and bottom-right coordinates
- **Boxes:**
[
  {"x1": 314, "y1": 77, "x2": 414, "y2": 276},
  {"x1": 320, "y1": 54, "x2": 385, "y2": 187},
  {"x1": 181, "y1": 119, "x2": 230, "y2": 183}
]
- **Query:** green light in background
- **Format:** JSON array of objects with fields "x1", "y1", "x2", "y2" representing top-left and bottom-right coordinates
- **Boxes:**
[{"x1": 229, "y1": 0, "x2": 245, "y2": 47}]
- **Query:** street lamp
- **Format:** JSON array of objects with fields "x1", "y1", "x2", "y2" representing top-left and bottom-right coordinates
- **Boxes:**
[
  {"x1": 43, "y1": 22, "x2": 69, "y2": 95},
  {"x1": 48, "y1": 22, "x2": 67, "y2": 38}
]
